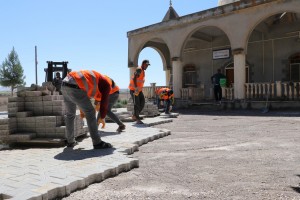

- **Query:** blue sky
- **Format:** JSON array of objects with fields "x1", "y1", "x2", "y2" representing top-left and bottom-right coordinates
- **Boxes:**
[{"x1": 0, "y1": 0, "x2": 218, "y2": 89}]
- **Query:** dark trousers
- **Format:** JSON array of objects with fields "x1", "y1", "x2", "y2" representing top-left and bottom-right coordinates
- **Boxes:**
[
  {"x1": 130, "y1": 90, "x2": 145, "y2": 119},
  {"x1": 157, "y1": 96, "x2": 163, "y2": 109},
  {"x1": 214, "y1": 85, "x2": 222, "y2": 101},
  {"x1": 157, "y1": 98, "x2": 171, "y2": 113},
  {"x1": 96, "y1": 92, "x2": 123, "y2": 126},
  {"x1": 165, "y1": 99, "x2": 171, "y2": 113}
]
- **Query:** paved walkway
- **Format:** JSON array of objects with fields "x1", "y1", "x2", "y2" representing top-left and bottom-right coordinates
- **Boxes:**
[{"x1": 0, "y1": 116, "x2": 173, "y2": 200}]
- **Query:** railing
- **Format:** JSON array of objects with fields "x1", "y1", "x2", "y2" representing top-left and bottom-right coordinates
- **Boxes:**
[
  {"x1": 142, "y1": 85, "x2": 168, "y2": 99},
  {"x1": 181, "y1": 85, "x2": 205, "y2": 101},
  {"x1": 223, "y1": 87, "x2": 234, "y2": 100},
  {"x1": 245, "y1": 81, "x2": 300, "y2": 100},
  {"x1": 143, "y1": 81, "x2": 300, "y2": 102}
]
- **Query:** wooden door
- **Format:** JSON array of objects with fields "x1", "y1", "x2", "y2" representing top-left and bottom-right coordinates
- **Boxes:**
[{"x1": 226, "y1": 69, "x2": 234, "y2": 87}]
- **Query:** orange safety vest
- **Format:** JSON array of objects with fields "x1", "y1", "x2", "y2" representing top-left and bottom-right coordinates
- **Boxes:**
[
  {"x1": 128, "y1": 67, "x2": 145, "y2": 92},
  {"x1": 68, "y1": 70, "x2": 103, "y2": 101},
  {"x1": 156, "y1": 88, "x2": 173, "y2": 100}
]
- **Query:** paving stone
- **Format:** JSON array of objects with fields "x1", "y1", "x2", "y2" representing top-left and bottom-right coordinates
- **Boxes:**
[
  {"x1": 25, "y1": 91, "x2": 42, "y2": 97},
  {"x1": 8, "y1": 97, "x2": 25, "y2": 102},
  {"x1": 0, "y1": 113, "x2": 173, "y2": 200}
]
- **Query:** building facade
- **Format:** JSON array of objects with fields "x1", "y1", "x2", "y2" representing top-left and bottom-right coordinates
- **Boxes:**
[{"x1": 127, "y1": 0, "x2": 300, "y2": 102}]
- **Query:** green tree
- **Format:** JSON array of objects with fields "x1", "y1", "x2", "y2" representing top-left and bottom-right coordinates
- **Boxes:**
[{"x1": 0, "y1": 47, "x2": 26, "y2": 96}]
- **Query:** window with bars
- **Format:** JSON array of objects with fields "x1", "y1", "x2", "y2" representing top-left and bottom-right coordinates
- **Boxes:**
[{"x1": 183, "y1": 65, "x2": 196, "y2": 87}]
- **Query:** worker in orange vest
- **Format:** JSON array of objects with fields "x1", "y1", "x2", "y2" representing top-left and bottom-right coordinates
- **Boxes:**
[
  {"x1": 61, "y1": 70, "x2": 112, "y2": 149},
  {"x1": 95, "y1": 75, "x2": 126, "y2": 132},
  {"x1": 128, "y1": 60, "x2": 150, "y2": 124},
  {"x1": 156, "y1": 88, "x2": 174, "y2": 114}
]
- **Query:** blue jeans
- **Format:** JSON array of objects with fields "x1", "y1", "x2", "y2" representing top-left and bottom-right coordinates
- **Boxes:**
[{"x1": 61, "y1": 85, "x2": 101, "y2": 145}]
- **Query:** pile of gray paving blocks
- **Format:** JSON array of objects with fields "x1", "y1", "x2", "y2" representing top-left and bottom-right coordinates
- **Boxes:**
[
  {"x1": 126, "y1": 97, "x2": 160, "y2": 117},
  {"x1": 0, "y1": 83, "x2": 87, "y2": 144}
]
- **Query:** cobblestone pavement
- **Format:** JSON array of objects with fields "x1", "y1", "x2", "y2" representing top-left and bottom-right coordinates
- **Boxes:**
[{"x1": 0, "y1": 116, "x2": 173, "y2": 200}]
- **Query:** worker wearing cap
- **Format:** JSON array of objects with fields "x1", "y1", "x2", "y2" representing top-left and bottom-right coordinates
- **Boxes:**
[
  {"x1": 128, "y1": 60, "x2": 150, "y2": 124},
  {"x1": 61, "y1": 70, "x2": 112, "y2": 149},
  {"x1": 156, "y1": 87, "x2": 174, "y2": 114}
]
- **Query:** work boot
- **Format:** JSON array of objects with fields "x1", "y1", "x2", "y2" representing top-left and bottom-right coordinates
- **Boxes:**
[
  {"x1": 116, "y1": 124, "x2": 126, "y2": 132},
  {"x1": 93, "y1": 141, "x2": 113, "y2": 149},
  {"x1": 136, "y1": 120, "x2": 144, "y2": 124},
  {"x1": 66, "y1": 141, "x2": 78, "y2": 148}
]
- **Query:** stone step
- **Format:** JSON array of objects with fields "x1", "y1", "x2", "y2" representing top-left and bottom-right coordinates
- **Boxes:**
[
  {"x1": 4, "y1": 132, "x2": 36, "y2": 142},
  {"x1": 13, "y1": 138, "x2": 66, "y2": 147}
]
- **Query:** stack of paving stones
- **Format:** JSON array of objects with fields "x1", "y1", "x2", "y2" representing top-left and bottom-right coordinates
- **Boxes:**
[
  {"x1": 0, "y1": 83, "x2": 87, "y2": 145},
  {"x1": 105, "y1": 108, "x2": 132, "y2": 122},
  {"x1": 126, "y1": 97, "x2": 160, "y2": 117}
]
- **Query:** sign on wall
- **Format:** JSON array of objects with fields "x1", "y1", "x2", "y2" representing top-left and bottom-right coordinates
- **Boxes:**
[{"x1": 213, "y1": 48, "x2": 231, "y2": 60}]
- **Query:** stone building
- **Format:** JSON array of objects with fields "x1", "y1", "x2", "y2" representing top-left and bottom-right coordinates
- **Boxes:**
[{"x1": 127, "y1": 0, "x2": 300, "y2": 104}]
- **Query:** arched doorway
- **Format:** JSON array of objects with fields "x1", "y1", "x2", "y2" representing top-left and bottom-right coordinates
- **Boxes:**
[{"x1": 225, "y1": 62, "x2": 249, "y2": 87}]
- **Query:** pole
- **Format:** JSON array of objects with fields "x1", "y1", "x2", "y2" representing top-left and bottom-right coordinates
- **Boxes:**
[{"x1": 35, "y1": 46, "x2": 38, "y2": 85}]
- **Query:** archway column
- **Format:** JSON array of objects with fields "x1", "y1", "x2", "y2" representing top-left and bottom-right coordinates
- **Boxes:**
[
  {"x1": 129, "y1": 67, "x2": 136, "y2": 80},
  {"x1": 172, "y1": 58, "x2": 182, "y2": 98},
  {"x1": 165, "y1": 69, "x2": 171, "y2": 87},
  {"x1": 233, "y1": 49, "x2": 246, "y2": 99}
]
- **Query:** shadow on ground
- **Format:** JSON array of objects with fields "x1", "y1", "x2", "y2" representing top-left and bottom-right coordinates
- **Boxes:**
[{"x1": 54, "y1": 147, "x2": 116, "y2": 161}]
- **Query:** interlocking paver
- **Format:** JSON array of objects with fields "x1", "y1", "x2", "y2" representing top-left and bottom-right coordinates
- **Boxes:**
[{"x1": 0, "y1": 115, "x2": 172, "y2": 200}]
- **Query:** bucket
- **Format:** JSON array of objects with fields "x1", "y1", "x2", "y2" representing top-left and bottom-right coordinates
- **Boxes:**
[{"x1": 220, "y1": 78, "x2": 227, "y2": 87}]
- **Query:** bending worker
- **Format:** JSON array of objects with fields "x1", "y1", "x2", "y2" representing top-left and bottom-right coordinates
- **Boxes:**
[
  {"x1": 95, "y1": 75, "x2": 126, "y2": 132},
  {"x1": 156, "y1": 87, "x2": 174, "y2": 114},
  {"x1": 128, "y1": 59, "x2": 150, "y2": 124},
  {"x1": 61, "y1": 70, "x2": 112, "y2": 149}
]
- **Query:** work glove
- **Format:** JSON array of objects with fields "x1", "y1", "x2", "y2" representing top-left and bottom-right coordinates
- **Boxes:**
[
  {"x1": 80, "y1": 110, "x2": 85, "y2": 119},
  {"x1": 134, "y1": 88, "x2": 139, "y2": 96},
  {"x1": 97, "y1": 118, "x2": 106, "y2": 129},
  {"x1": 94, "y1": 102, "x2": 100, "y2": 112}
]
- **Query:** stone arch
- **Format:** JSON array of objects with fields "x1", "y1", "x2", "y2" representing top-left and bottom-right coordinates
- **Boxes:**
[
  {"x1": 132, "y1": 37, "x2": 171, "y2": 71},
  {"x1": 246, "y1": 9, "x2": 300, "y2": 82},
  {"x1": 179, "y1": 25, "x2": 232, "y2": 93},
  {"x1": 180, "y1": 25, "x2": 231, "y2": 60},
  {"x1": 245, "y1": 8, "x2": 300, "y2": 53}
]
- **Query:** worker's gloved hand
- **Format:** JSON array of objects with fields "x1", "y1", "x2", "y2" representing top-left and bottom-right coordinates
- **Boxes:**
[
  {"x1": 94, "y1": 102, "x2": 100, "y2": 112},
  {"x1": 97, "y1": 118, "x2": 106, "y2": 129},
  {"x1": 134, "y1": 88, "x2": 139, "y2": 96},
  {"x1": 80, "y1": 110, "x2": 85, "y2": 119}
]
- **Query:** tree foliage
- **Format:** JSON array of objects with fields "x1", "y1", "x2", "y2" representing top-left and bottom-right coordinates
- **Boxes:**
[{"x1": 0, "y1": 47, "x2": 26, "y2": 96}]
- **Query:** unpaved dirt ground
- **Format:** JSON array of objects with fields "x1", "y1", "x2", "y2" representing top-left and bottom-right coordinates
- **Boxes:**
[{"x1": 63, "y1": 109, "x2": 300, "y2": 200}]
